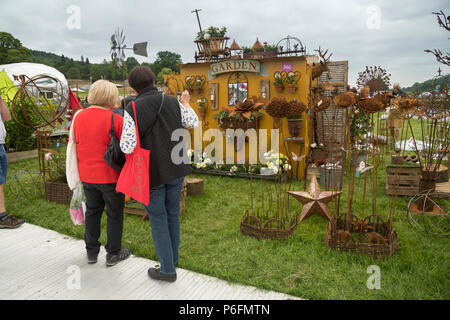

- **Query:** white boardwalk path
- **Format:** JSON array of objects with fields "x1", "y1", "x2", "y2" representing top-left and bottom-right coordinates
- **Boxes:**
[{"x1": 0, "y1": 223, "x2": 300, "y2": 300}]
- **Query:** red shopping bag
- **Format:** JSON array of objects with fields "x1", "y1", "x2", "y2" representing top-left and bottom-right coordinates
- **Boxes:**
[{"x1": 116, "y1": 102, "x2": 150, "y2": 206}]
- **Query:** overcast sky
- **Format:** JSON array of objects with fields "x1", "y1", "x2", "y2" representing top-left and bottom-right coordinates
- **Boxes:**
[{"x1": 1, "y1": 0, "x2": 449, "y2": 87}]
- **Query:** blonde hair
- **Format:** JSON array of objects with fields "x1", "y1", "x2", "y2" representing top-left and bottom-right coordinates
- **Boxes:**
[{"x1": 87, "y1": 80, "x2": 119, "y2": 108}]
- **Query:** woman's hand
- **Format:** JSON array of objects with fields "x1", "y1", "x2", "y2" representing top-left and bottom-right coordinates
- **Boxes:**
[{"x1": 180, "y1": 90, "x2": 191, "y2": 107}]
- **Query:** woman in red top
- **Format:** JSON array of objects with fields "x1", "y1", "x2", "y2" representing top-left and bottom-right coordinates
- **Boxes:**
[{"x1": 73, "y1": 80, "x2": 130, "y2": 267}]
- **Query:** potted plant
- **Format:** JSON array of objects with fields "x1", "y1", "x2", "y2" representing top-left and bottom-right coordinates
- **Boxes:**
[
  {"x1": 184, "y1": 76, "x2": 195, "y2": 93},
  {"x1": 193, "y1": 78, "x2": 205, "y2": 95},
  {"x1": 273, "y1": 74, "x2": 284, "y2": 93},
  {"x1": 197, "y1": 99, "x2": 207, "y2": 119},
  {"x1": 285, "y1": 72, "x2": 298, "y2": 94}
]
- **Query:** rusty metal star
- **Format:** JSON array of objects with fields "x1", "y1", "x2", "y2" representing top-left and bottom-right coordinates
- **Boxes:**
[{"x1": 288, "y1": 172, "x2": 342, "y2": 221}]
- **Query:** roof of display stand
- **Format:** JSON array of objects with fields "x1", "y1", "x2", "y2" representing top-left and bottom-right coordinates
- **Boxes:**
[{"x1": 0, "y1": 62, "x2": 68, "y2": 90}]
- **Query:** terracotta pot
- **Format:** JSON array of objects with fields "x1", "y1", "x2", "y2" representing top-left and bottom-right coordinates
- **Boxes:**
[
  {"x1": 287, "y1": 84, "x2": 297, "y2": 94},
  {"x1": 198, "y1": 107, "x2": 206, "y2": 119},
  {"x1": 287, "y1": 118, "x2": 302, "y2": 137},
  {"x1": 275, "y1": 85, "x2": 284, "y2": 93}
]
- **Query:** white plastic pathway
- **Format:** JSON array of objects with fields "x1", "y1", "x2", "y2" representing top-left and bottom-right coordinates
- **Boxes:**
[{"x1": 0, "y1": 223, "x2": 301, "y2": 300}]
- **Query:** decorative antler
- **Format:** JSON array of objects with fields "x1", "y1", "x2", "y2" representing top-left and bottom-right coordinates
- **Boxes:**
[{"x1": 315, "y1": 46, "x2": 332, "y2": 64}]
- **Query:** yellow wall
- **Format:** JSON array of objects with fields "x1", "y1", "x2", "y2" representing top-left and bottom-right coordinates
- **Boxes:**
[{"x1": 165, "y1": 56, "x2": 315, "y2": 178}]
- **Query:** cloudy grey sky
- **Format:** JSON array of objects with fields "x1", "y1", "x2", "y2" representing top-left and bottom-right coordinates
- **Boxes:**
[{"x1": 1, "y1": 0, "x2": 449, "y2": 87}]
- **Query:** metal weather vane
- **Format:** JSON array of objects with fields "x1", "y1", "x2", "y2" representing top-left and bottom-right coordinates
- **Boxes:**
[{"x1": 110, "y1": 28, "x2": 148, "y2": 67}]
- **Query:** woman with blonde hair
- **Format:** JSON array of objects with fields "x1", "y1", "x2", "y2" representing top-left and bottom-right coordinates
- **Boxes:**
[{"x1": 72, "y1": 80, "x2": 130, "y2": 266}]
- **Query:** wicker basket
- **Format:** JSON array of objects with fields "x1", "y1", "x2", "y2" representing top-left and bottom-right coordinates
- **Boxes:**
[
  {"x1": 240, "y1": 210, "x2": 298, "y2": 240},
  {"x1": 45, "y1": 180, "x2": 73, "y2": 205},
  {"x1": 324, "y1": 216, "x2": 398, "y2": 259}
]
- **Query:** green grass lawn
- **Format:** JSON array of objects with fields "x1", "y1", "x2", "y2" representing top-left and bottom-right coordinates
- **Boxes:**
[{"x1": 4, "y1": 155, "x2": 449, "y2": 300}]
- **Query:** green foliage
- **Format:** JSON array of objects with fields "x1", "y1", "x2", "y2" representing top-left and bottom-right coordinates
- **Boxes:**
[
  {"x1": 404, "y1": 74, "x2": 450, "y2": 93},
  {"x1": 4, "y1": 96, "x2": 41, "y2": 151},
  {"x1": 6, "y1": 155, "x2": 450, "y2": 300},
  {"x1": 156, "y1": 67, "x2": 174, "y2": 85},
  {"x1": 196, "y1": 26, "x2": 227, "y2": 40},
  {"x1": 0, "y1": 32, "x2": 32, "y2": 64},
  {"x1": 152, "y1": 51, "x2": 182, "y2": 75},
  {"x1": 125, "y1": 57, "x2": 140, "y2": 73}
]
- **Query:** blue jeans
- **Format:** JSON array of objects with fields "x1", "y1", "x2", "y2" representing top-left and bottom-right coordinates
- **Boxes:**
[
  {"x1": 145, "y1": 177, "x2": 184, "y2": 275},
  {"x1": 0, "y1": 145, "x2": 7, "y2": 185}
]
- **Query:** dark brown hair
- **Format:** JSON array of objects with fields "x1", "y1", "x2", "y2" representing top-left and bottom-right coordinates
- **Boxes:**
[{"x1": 128, "y1": 66, "x2": 156, "y2": 92}]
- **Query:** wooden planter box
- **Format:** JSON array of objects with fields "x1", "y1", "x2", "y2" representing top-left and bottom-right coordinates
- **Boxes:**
[
  {"x1": 385, "y1": 164, "x2": 421, "y2": 196},
  {"x1": 45, "y1": 180, "x2": 73, "y2": 205}
]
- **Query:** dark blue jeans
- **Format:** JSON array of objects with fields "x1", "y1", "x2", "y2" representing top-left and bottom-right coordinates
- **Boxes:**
[{"x1": 144, "y1": 177, "x2": 184, "y2": 275}]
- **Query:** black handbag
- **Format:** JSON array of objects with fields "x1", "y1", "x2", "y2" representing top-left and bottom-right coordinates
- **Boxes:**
[{"x1": 104, "y1": 114, "x2": 126, "y2": 172}]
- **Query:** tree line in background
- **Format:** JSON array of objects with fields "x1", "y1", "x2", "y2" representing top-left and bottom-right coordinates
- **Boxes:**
[{"x1": 0, "y1": 32, "x2": 182, "y2": 84}]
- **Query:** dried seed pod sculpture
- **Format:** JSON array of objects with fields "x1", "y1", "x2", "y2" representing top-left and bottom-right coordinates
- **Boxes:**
[
  {"x1": 311, "y1": 95, "x2": 331, "y2": 113},
  {"x1": 334, "y1": 91, "x2": 357, "y2": 109},
  {"x1": 322, "y1": 66, "x2": 399, "y2": 258},
  {"x1": 405, "y1": 72, "x2": 449, "y2": 220},
  {"x1": 357, "y1": 66, "x2": 391, "y2": 95},
  {"x1": 266, "y1": 97, "x2": 291, "y2": 118},
  {"x1": 229, "y1": 96, "x2": 265, "y2": 119}
]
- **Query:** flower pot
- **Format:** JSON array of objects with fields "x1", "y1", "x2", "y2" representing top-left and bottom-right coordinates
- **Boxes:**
[
  {"x1": 287, "y1": 118, "x2": 302, "y2": 137},
  {"x1": 287, "y1": 84, "x2": 297, "y2": 94},
  {"x1": 198, "y1": 107, "x2": 206, "y2": 119},
  {"x1": 275, "y1": 85, "x2": 284, "y2": 93}
]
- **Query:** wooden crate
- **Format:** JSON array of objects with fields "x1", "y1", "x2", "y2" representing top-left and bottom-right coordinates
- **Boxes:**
[{"x1": 385, "y1": 165, "x2": 421, "y2": 196}]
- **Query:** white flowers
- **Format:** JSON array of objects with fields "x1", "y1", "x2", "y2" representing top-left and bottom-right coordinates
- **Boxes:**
[
  {"x1": 311, "y1": 143, "x2": 317, "y2": 149},
  {"x1": 197, "y1": 99, "x2": 202, "y2": 103},
  {"x1": 229, "y1": 165, "x2": 238, "y2": 174}
]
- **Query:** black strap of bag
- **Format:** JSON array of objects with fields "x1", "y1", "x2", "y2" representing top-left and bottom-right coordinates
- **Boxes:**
[
  {"x1": 104, "y1": 113, "x2": 126, "y2": 172},
  {"x1": 140, "y1": 92, "x2": 165, "y2": 138}
]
